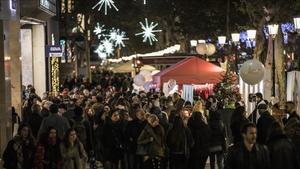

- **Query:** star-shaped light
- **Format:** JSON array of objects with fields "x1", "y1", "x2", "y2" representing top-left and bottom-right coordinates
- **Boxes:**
[
  {"x1": 92, "y1": 0, "x2": 119, "y2": 15},
  {"x1": 95, "y1": 44, "x2": 107, "y2": 59},
  {"x1": 93, "y1": 23, "x2": 106, "y2": 39},
  {"x1": 115, "y1": 30, "x2": 129, "y2": 48},
  {"x1": 108, "y1": 28, "x2": 118, "y2": 41},
  {"x1": 135, "y1": 18, "x2": 162, "y2": 45},
  {"x1": 102, "y1": 38, "x2": 114, "y2": 56}
]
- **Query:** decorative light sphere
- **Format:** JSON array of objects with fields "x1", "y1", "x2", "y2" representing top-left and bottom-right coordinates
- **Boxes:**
[
  {"x1": 240, "y1": 59, "x2": 265, "y2": 85},
  {"x1": 196, "y1": 44, "x2": 207, "y2": 55},
  {"x1": 206, "y1": 43, "x2": 216, "y2": 56}
]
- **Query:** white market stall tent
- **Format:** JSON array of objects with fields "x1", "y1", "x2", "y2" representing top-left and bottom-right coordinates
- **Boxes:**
[
  {"x1": 112, "y1": 61, "x2": 157, "y2": 73},
  {"x1": 287, "y1": 71, "x2": 300, "y2": 114}
]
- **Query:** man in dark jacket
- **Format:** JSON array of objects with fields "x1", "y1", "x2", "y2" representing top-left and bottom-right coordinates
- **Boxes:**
[
  {"x1": 225, "y1": 123, "x2": 270, "y2": 169},
  {"x1": 248, "y1": 93, "x2": 267, "y2": 124},
  {"x1": 284, "y1": 101, "x2": 300, "y2": 163},
  {"x1": 267, "y1": 122, "x2": 300, "y2": 169},
  {"x1": 38, "y1": 104, "x2": 70, "y2": 139},
  {"x1": 284, "y1": 101, "x2": 300, "y2": 128},
  {"x1": 256, "y1": 104, "x2": 276, "y2": 144},
  {"x1": 27, "y1": 104, "x2": 43, "y2": 138}
]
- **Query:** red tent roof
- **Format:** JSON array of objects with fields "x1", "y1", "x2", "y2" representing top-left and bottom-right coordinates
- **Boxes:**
[{"x1": 153, "y1": 56, "x2": 224, "y2": 87}]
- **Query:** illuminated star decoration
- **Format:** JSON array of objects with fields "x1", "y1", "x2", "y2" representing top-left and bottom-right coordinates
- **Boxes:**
[
  {"x1": 102, "y1": 38, "x2": 114, "y2": 56},
  {"x1": 108, "y1": 28, "x2": 129, "y2": 48},
  {"x1": 95, "y1": 38, "x2": 115, "y2": 59},
  {"x1": 93, "y1": 23, "x2": 106, "y2": 39},
  {"x1": 108, "y1": 28, "x2": 118, "y2": 41},
  {"x1": 95, "y1": 44, "x2": 107, "y2": 59},
  {"x1": 135, "y1": 18, "x2": 162, "y2": 45},
  {"x1": 92, "y1": 0, "x2": 119, "y2": 15}
]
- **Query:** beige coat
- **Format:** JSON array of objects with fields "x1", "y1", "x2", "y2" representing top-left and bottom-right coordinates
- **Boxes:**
[{"x1": 60, "y1": 141, "x2": 88, "y2": 169}]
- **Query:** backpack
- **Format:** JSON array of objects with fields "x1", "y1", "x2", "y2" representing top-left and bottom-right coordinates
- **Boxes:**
[{"x1": 73, "y1": 119, "x2": 87, "y2": 146}]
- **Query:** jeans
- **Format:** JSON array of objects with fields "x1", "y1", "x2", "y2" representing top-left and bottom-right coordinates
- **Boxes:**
[
  {"x1": 169, "y1": 154, "x2": 187, "y2": 169},
  {"x1": 189, "y1": 155, "x2": 208, "y2": 169},
  {"x1": 209, "y1": 151, "x2": 224, "y2": 169},
  {"x1": 127, "y1": 153, "x2": 142, "y2": 169}
]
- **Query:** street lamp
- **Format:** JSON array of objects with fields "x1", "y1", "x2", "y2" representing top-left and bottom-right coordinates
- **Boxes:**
[
  {"x1": 218, "y1": 36, "x2": 227, "y2": 45},
  {"x1": 246, "y1": 29, "x2": 257, "y2": 40},
  {"x1": 198, "y1": 39, "x2": 206, "y2": 44},
  {"x1": 268, "y1": 24, "x2": 279, "y2": 97},
  {"x1": 190, "y1": 40, "x2": 198, "y2": 47},
  {"x1": 294, "y1": 17, "x2": 300, "y2": 33},
  {"x1": 231, "y1": 33, "x2": 240, "y2": 74},
  {"x1": 231, "y1": 33, "x2": 240, "y2": 44}
]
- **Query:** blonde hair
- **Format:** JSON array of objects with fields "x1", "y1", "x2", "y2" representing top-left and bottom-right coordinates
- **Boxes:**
[
  {"x1": 148, "y1": 114, "x2": 159, "y2": 124},
  {"x1": 193, "y1": 100, "x2": 204, "y2": 112}
]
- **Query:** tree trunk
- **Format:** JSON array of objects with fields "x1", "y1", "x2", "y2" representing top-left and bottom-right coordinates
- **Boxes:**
[
  {"x1": 253, "y1": 17, "x2": 267, "y2": 61},
  {"x1": 275, "y1": 28, "x2": 286, "y2": 108}
]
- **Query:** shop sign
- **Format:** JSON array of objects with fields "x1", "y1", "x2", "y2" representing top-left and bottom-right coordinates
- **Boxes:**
[
  {"x1": 45, "y1": 45, "x2": 63, "y2": 57},
  {"x1": 39, "y1": 0, "x2": 56, "y2": 15}
]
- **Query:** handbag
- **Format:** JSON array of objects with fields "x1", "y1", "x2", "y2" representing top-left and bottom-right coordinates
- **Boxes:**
[{"x1": 136, "y1": 144, "x2": 147, "y2": 155}]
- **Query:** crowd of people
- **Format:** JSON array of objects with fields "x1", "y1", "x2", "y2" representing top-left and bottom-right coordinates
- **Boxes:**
[{"x1": 3, "y1": 70, "x2": 300, "y2": 169}]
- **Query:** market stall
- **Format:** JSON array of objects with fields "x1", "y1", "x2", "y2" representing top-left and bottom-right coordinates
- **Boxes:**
[{"x1": 152, "y1": 56, "x2": 224, "y2": 99}]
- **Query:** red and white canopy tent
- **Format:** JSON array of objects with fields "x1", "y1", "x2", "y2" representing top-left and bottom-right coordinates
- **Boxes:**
[{"x1": 152, "y1": 56, "x2": 224, "y2": 97}]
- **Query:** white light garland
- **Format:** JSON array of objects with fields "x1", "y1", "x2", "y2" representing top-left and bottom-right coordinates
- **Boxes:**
[
  {"x1": 108, "y1": 44, "x2": 181, "y2": 63},
  {"x1": 135, "y1": 18, "x2": 162, "y2": 45},
  {"x1": 92, "y1": 0, "x2": 119, "y2": 15}
]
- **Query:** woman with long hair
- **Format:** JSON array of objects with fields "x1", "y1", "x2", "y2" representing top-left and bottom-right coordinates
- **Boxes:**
[
  {"x1": 60, "y1": 128, "x2": 87, "y2": 169},
  {"x1": 208, "y1": 111, "x2": 226, "y2": 169},
  {"x1": 167, "y1": 116, "x2": 194, "y2": 169},
  {"x1": 3, "y1": 124, "x2": 36, "y2": 169},
  {"x1": 33, "y1": 127, "x2": 61, "y2": 169},
  {"x1": 138, "y1": 114, "x2": 166, "y2": 169},
  {"x1": 230, "y1": 106, "x2": 249, "y2": 144},
  {"x1": 188, "y1": 102, "x2": 211, "y2": 169}
]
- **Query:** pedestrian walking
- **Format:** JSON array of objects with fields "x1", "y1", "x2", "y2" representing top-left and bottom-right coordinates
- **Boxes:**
[
  {"x1": 60, "y1": 128, "x2": 88, "y2": 169},
  {"x1": 225, "y1": 123, "x2": 270, "y2": 169}
]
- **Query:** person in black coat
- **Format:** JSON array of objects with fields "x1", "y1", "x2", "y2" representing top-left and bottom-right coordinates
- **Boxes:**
[
  {"x1": 230, "y1": 106, "x2": 249, "y2": 145},
  {"x1": 267, "y1": 122, "x2": 300, "y2": 169},
  {"x1": 27, "y1": 104, "x2": 43, "y2": 139},
  {"x1": 256, "y1": 104, "x2": 276, "y2": 145},
  {"x1": 208, "y1": 111, "x2": 226, "y2": 169},
  {"x1": 167, "y1": 116, "x2": 194, "y2": 169},
  {"x1": 3, "y1": 124, "x2": 36, "y2": 169},
  {"x1": 225, "y1": 123, "x2": 270, "y2": 169},
  {"x1": 124, "y1": 109, "x2": 146, "y2": 169},
  {"x1": 102, "y1": 110, "x2": 124, "y2": 169},
  {"x1": 188, "y1": 111, "x2": 211, "y2": 169}
]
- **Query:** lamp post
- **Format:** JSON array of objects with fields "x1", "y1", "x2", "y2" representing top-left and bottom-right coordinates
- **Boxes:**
[
  {"x1": 268, "y1": 24, "x2": 279, "y2": 97},
  {"x1": 231, "y1": 33, "x2": 240, "y2": 74},
  {"x1": 294, "y1": 17, "x2": 300, "y2": 33},
  {"x1": 247, "y1": 29, "x2": 257, "y2": 40},
  {"x1": 190, "y1": 40, "x2": 198, "y2": 54},
  {"x1": 218, "y1": 36, "x2": 227, "y2": 46}
]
